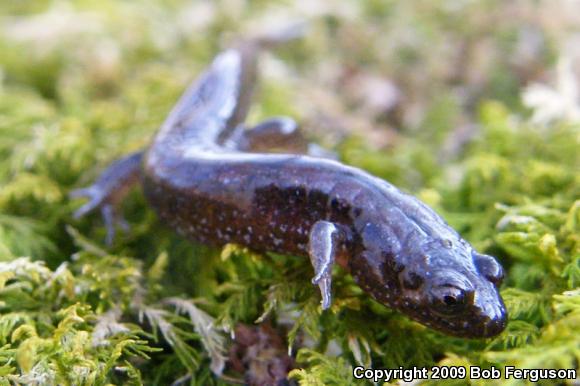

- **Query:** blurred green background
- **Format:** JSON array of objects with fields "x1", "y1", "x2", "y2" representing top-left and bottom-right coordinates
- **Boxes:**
[{"x1": 0, "y1": 1, "x2": 578, "y2": 385}]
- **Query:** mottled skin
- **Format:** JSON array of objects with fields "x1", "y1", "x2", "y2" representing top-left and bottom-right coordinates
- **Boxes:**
[{"x1": 72, "y1": 39, "x2": 507, "y2": 338}]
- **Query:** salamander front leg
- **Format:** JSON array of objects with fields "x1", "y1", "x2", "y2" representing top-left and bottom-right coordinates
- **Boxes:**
[
  {"x1": 70, "y1": 151, "x2": 143, "y2": 245},
  {"x1": 308, "y1": 221, "x2": 345, "y2": 309}
]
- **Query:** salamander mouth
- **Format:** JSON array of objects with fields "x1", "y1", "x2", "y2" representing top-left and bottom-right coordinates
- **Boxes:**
[{"x1": 397, "y1": 298, "x2": 508, "y2": 338}]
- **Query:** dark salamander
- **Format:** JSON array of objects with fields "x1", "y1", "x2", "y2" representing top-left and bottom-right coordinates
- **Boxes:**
[{"x1": 71, "y1": 37, "x2": 507, "y2": 338}]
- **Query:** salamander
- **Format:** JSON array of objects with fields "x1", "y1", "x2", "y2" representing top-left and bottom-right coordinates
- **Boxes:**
[{"x1": 71, "y1": 34, "x2": 507, "y2": 338}]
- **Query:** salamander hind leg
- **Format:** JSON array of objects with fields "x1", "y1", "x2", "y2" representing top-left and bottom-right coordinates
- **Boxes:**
[
  {"x1": 226, "y1": 117, "x2": 305, "y2": 153},
  {"x1": 226, "y1": 117, "x2": 338, "y2": 159},
  {"x1": 308, "y1": 221, "x2": 346, "y2": 310},
  {"x1": 70, "y1": 151, "x2": 143, "y2": 245}
]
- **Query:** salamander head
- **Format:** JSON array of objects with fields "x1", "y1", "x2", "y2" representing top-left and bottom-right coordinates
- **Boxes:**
[{"x1": 351, "y1": 224, "x2": 507, "y2": 338}]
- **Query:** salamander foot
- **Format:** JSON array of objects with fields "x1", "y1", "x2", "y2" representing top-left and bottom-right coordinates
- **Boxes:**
[
  {"x1": 70, "y1": 151, "x2": 143, "y2": 245},
  {"x1": 308, "y1": 221, "x2": 345, "y2": 309}
]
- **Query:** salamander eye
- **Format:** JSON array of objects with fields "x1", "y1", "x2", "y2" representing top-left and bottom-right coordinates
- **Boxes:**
[
  {"x1": 473, "y1": 253, "x2": 504, "y2": 285},
  {"x1": 430, "y1": 285, "x2": 473, "y2": 315}
]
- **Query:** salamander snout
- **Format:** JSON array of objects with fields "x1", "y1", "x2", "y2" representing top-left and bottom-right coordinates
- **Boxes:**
[
  {"x1": 469, "y1": 277, "x2": 508, "y2": 338},
  {"x1": 419, "y1": 271, "x2": 507, "y2": 338},
  {"x1": 481, "y1": 310, "x2": 507, "y2": 337}
]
